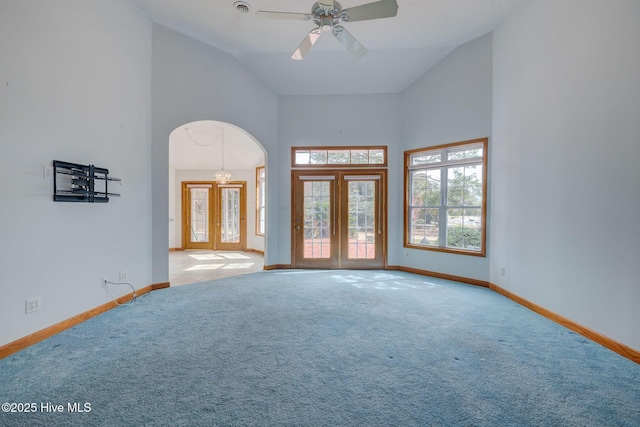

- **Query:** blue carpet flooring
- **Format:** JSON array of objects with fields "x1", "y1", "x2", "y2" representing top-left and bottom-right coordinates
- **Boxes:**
[{"x1": 1, "y1": 270, "x2": 639, "y2": 426}]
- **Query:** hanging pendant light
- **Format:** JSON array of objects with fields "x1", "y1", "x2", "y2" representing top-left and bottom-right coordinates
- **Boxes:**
[
  {"x1": 214, "y1": 169, "x2": 232, "y2": 185},
  {"x1": 184, "y1": 125, "x2": 232, "y2": 184},
  {"x1": 214, "y1": 129, "x2": 232, "y2": 184}
]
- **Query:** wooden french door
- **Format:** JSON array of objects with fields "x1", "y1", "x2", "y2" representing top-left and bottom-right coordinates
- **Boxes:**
[
  {"x1": 292, "y1": 170, "x2": 386, "y2": 269},
  {"x1": 216, "y1": 183, "x2": 246, "y2": 251},
  {"x1": 182, "y1": 182, "x2": 246, "y2": 251},
  {"x1": 183, "y1": 183, "x2": 214, "y2": 250}
]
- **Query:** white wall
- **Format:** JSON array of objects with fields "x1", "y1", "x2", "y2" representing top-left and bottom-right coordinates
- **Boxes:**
[
  {"x1": 0, "y1": 0, "x2": 152, "y2": 346},
  {"x1": 151, "y1": 25, "x2": 278, "y2": 281},
  {"x1": 492, "y1": 0, "x2": 640, "y2": 351},
  {"x1": 400, "y1": 33, "x2": 493, "y2": 281},
  {"x1": 277, "y1": 94, "x2": 403, "y2": 265}
]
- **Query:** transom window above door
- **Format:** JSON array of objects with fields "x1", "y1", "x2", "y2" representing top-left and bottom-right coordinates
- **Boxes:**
[{"x1": 292, "y1": 146, "x2": 387, "y2": 168}]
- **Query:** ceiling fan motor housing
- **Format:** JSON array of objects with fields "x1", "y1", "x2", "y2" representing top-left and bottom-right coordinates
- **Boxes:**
[{"x1": 312, "y1": 2, "x2": 342, "y2": 29}]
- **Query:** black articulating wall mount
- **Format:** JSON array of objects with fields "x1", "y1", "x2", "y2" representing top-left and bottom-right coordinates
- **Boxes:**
[{"x1": 52, "y1": 160, "x2": 121, "y2": 203}]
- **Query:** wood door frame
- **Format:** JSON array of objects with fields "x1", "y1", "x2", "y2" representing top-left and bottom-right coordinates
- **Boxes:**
[
  {"x1": 181, "y1": 181, "x2": 247, "y2": 251},
  {"x1": 291, "y1": 169, "x2": 387, "y2": 269}
]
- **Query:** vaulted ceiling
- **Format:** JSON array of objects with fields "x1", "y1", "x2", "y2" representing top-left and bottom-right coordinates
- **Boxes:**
[
  {"x1": 143, "y1": 1, "x2": 520, "y2": 170},
  {"x1": 133, "y1": 0, "x2": 521, "y2": 96}
]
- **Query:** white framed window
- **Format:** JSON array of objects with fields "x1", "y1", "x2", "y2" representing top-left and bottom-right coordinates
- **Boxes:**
[
  {"x1": 256, "y1": 167, "x2": 265, "y2": 236},
  {"x1": 404, "y1": 138, "x2": 488, "y2": 256}
]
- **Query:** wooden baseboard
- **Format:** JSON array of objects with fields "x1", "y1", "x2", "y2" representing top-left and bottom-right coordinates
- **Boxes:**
[
  {"x1": 489, "y1": 282, "x2": 640, "y2": 364},
  {"x1": 263, "y1": 264, "x2": 292, "y2": 270},
  {"x1": 0, "y1": 283, "x2": 164, "y2": 360},
  {"x1": 169, "y1": 248, "x2": 184, "y2": 252},
  {"x1": 152, "y1": 282, "x2": 170, "y2": 290},
  {"x1": 389, "y1": 265, "x2": 490, "y2": 288},
  {"x1": 389, "y1": 267, "x2": 640, "y2": 364}
]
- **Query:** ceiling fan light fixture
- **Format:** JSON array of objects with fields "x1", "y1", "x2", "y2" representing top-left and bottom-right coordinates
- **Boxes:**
[{"x1": 233, "y1": 1, "x2": 251, "y2": 14}]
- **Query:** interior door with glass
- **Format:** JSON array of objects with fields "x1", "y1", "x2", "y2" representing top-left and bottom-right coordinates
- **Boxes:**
[
  {"x1": 216, "y1": 183, "x2": 246, "y2": 251},
  {"x1": 183, "y1": 183, "x2": 214, "y2": 249},
  {"x1": 292, "y1": 171, "x2": 386, "y2": 269}
]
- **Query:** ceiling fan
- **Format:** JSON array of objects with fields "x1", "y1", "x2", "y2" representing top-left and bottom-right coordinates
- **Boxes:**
[{"x1": 256, "y1": 0, "x2": 399, "y2": 60}]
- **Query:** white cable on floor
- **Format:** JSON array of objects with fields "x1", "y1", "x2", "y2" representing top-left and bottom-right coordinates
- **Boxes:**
[{"x1": 104, "y1": 280, "x2": 137, "y2": 305}]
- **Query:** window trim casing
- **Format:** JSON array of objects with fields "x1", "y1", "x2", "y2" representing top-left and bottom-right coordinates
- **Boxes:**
[{"x1": 404, "y1": 138, "x2": 488, "y2": 257}]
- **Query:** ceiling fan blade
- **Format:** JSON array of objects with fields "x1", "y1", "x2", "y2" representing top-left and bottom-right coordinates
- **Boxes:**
[
  {"x1": 256, "y1": 11, "x2": 311, "y2": 20},
  {"x1": 342, "y1": 0, "x2": 398, "y2": 22},
  {"x1": 332, "y1": 26, "x2": 367, "y2": 58},
  {"x1": 292, "y1": 29, "x2": 322, "y2": 60}
]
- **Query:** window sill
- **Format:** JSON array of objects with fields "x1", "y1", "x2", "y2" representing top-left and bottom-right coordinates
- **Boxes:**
[{"x1": 404, "y1": 243, "x2": 486, "y2": 257}]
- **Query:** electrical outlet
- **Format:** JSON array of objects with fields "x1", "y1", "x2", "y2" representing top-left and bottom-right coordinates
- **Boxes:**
[
  {"x1": 25, "y1": 297, "x2": 41, "y2": 314},
  {"x1": 43, "y1": 165, "x2": 54, "y2": 179},
  {"x1": 500, "y1": 266, "x2": 506, "y2": 276},
  {"x1": 119, "y1": 271, "x2": 128, "y2": 282}
]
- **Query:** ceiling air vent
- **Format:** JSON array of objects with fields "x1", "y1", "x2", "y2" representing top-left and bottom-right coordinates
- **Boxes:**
[{"x1": 233, "y1": 1, "x2": 251, "y2": 14}]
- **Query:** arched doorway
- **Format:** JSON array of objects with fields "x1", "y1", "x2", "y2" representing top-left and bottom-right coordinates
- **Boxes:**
[{"x1": 168, "y1": 120, "x2": 267, "y2": 285}]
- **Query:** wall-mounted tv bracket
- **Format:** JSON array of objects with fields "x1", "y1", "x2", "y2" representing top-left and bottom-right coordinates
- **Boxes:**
[{"x1": 53, "y1": 160, "x2": 121, "y2": 203}]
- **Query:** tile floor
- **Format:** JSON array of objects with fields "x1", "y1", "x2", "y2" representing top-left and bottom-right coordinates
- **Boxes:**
[{"x1": 169, "y1": 250, "x2": 264, "y2": 286}]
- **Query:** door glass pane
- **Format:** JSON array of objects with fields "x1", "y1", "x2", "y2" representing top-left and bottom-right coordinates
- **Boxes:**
[
  {"x1": 190, "y1": 188, "x2": 209, "y2": 243},
  {"x1": 303, "y1": 181, "x2": 331, "y2": 259},
  {"x1": 221, "y1": 188, "x2": 240, "y2": 243},
  {"x1": 348, "y1": 181, "x2": 375, "y2": 259}
]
